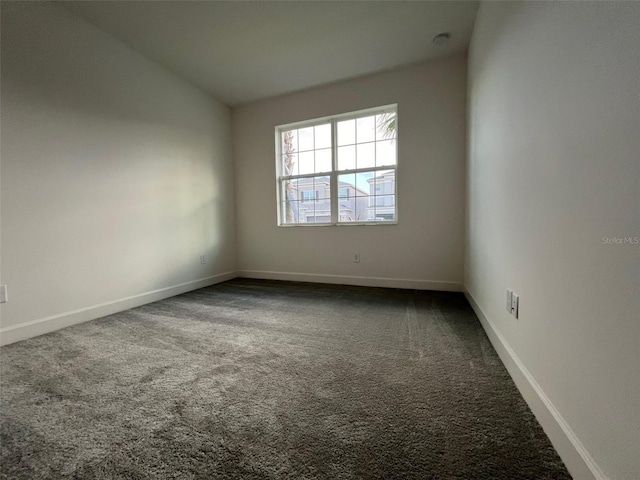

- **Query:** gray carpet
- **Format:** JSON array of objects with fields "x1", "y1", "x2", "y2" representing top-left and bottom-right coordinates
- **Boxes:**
[{"x1": 0, "y1": 278, "x2": 571, "y2": 479}]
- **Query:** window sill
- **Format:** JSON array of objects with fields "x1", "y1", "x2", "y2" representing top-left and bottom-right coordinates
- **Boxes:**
[{"x1": 278, "y1": 221, "x2": 398, "y2": 227}]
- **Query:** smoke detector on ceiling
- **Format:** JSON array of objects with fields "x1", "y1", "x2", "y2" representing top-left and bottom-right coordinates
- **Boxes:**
[{"x1": 432, "y1": 33, "x2": 451, "y2": 46}]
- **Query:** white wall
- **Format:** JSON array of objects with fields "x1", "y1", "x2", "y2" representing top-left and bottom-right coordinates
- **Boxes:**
[
  {"x1": 232, "y1": 56, "x2": 467, "y2": 290},
  {"x1": 0, "y1": 2, "x2": 236, "y2": 344},
  {"x1": 466, "y1": 3, "x2": 639, "y2": 480}
]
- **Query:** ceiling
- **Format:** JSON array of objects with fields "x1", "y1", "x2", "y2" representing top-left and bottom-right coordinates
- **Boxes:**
[{"x1": 63, "y1": 1, "x2": 479, "y2": 107}]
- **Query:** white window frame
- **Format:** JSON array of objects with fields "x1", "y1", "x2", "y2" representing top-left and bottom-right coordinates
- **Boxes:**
[{"x1": 275, "y1": 104, "x2": 398, "y2": 227}]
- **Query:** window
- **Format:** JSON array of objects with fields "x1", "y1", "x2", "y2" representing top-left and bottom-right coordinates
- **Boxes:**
[{"x1": 276, "y1": 105, "x2": 397, "y2": 225}]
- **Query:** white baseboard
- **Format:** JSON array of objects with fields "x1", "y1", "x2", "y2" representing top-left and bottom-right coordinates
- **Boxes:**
[
  {"x1": 0, "y1": 271, "x2": 238, "y2": 346},
  {"x1": 238, "y1": 270, "x2": 463, "y2": 292},
  {"x1": 464, "y1": 289, "x2": 607, "y2": 480}
]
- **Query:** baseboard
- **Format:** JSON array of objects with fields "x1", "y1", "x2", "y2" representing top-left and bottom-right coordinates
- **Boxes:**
[
  {"x1": 464, "y1": 289, "x2": 607, "y2": 480},
  {"x1": 0, "y1": 271, "x2": 238, "y2": 346},
  {"x1": 238, "y1": 270, "x2": 463, "y2": 292}
]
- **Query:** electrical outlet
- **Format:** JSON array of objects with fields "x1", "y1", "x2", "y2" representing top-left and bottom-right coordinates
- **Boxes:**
[
  {"x1": 511, "y1": 294, "x2": 519, "y2": 318},
  {"x1": 354, "y1": 253, "x2": 360, "y2": 263},
  {"x1": 506, "y1": 289, "x2": 513, "y2": 313},
  {"x1": 0, "y1": 285, "x2": 7, "y2": 303},
  {"x1": 200, "y1": 254, "x2": 206, "y2": 265}
]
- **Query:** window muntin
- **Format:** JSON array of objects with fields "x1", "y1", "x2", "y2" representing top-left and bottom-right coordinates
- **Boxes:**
[{"x1": 277, "y1": 105, "x2": 397, "y2": 226}]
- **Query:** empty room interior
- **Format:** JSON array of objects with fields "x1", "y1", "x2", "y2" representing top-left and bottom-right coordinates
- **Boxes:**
[{"x1": 1, "y1": 1, "x2": 638, "y2": 479}]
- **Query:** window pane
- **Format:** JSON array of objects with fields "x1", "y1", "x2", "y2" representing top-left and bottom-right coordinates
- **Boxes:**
[
  {"x1": 338, "y1": 193, "x2": 366, "y2": 222},
  {"x1": 356, "y1": 143, "x2": 375, "y2": 169},
  {"x1": 357, "y1": 115, "x2": 376, "y2": 143},
  {"x1": 296, "y1": 177, "x2": 312, "y2": 201},
  {"x1": 354, "y1": 194, "x2": 371, "y2": 222},
  {"x1": 371, "y1": 170, "x2": 395, "y2": 200},
  {"x1": 282, "y1": 180, "x2": 298, "y2": 217},
  {"x1": 337, "y1": 174, "x2": 355, "y2": 221},
  {"x1": 374, "y1": 195, "x2": 395, "y2": 221},
  {"x1": 302, "y1": 203, "x2": 316, "y2": 223},
  {"x1": 299, "y1": 151, "x2": 314, "y2": 174},
  {"x1": 376, "y1": 140, "x2": 396, "y2": 166},
  {"x1": 315, "y1": 123, "x2": 331, "y2": 149},
  {"x1": 282, "y1": 153, "x2": 298, "y2": 176},
  {"x1": 376, "y1": 113, "x2": 396, "y2": 141},
  {"x1": 357, "y1": 171, "x2": 376, "y2": 196},
  {"x1": 298, "y1": 201, "x2": 313, "y2": 223},
  {"x1": 311, "y1": 176, "x2": 330, "y2": 204},
  {"x1": 337, "y1": 119, "x2": 355, "y2": 146},
  {"x1": 281, "y1": 200, "x2": 301, "y2": 224},
  {"x1": 282, "y1": 130, "x2": 298, "y2": 154},
  {"x1": 314, "y1": 199, "x2": 331, "y2": 223},
  {"x1": 284, "y1": 178, "x2": 299, "y2": 197},
  {"x1": 296, "y1": 177, "x2": 329, "y2": 203},
  {"x1": 338, "y1": 173, "x2": 355, "y2": 190},
  {"x1": 298, "y1": 127, "x2": 314, "y2": 152},
  {"x1": 300, "y1": 190, "x2": 331, "y2": 223},
  {"x1": 373, "y1": 175, "x2": 382, "y2": 194},
  {"x1": 371, "y1": 174, "x2": 380, "y2": 196},
  {"x1": 315, "y1": 148, "x2": 332, "y2": 173},
  {"x1": 338, "y1": 208, "x2": 355, "y2": 223},
  {"x1": 377, "y1": 170, "x2": 395, "y2": 195},
  {"x1": 337, "y1": 145, "x2": 356, "y2": 171}
]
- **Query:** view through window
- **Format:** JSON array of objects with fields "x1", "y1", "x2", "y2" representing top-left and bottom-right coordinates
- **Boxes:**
[{"x1": 276, "y1": 105, "x2": 397, "y2": 225}]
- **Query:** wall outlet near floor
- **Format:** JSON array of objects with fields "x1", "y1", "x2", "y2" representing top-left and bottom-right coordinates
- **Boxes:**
[
  {"x1": 200, "y1": 254, "x2": 206, "y2": 265},
  {"x1": 0, "y1": 285, "x2": 7, "y2": 303},
  {"x1": 354, "y1": 253, "x2": 360, "y2": 263}
]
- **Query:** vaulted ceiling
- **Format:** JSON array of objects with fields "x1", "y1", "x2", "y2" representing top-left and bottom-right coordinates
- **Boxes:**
[{"x1": 63, "y1": 1, "x2": 479, "y2": 106}]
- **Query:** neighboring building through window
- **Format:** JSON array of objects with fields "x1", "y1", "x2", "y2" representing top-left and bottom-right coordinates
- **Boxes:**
[
  {"x1": 276, "y1": 105, "x2": 397, "y2": 225},
  {"x1": 301, "y1": 190, "x2": 316, "y2": 202}
]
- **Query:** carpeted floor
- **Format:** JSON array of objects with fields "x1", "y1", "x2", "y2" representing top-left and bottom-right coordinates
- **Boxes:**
[{"x1": 0, "y1": 278, "x2": 571, "y2": 479}]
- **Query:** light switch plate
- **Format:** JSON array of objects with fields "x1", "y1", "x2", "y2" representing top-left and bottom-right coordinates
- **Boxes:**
[
  {"x1": 511, "y1": 294, "x2": 519, "y2": 318},
  {"x1": 0, "y1": 285, "x2": 7, "y2": 303},
  {"x1": 506, "y1": 289, "x2": 513, "y2": 313}
]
